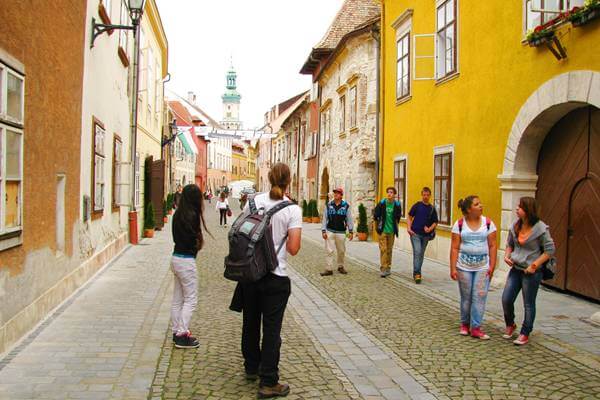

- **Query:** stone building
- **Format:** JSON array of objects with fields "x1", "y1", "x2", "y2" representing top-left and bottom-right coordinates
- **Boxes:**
[{"x1": 300, "y1": 0, "x2": 380, "y2": 218}]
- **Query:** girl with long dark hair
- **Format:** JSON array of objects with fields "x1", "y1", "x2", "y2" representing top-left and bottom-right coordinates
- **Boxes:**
[
  {"x1": 171, "y1": 184, "x2": 210, "y2": 348},
  {"x1": 502, "y1": 197, "x2": 555, "y2": 346}
]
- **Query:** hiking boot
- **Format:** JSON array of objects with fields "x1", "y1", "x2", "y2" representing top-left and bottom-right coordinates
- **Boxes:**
[
  {"x1": 320, "y1": 270, "x2": 333, "y2": 276},
  {"x1": 257, "y1": 383, "x2": 290, "y2": 399},
  {"x1": 470, "y1": 327, "x2": 490, "y2": 340},
  {"x1": 513, "y1": 334, "x2": 529, "y2": 346},
  {"x1": 502, "y1": 324, "x2": 517, "y2": 339},
  {"x1": 174, "y1": 333, "x2": 200, "y2": 349},
  {"x1": 459, "y1": 323, "x2": 470, "y2": 336},
  {"x1": 414, "y1": 274, "x2": 422, "y2": 284},
  {"x1": 337, "y1": 267, "x2": 348, "y2": 274}
]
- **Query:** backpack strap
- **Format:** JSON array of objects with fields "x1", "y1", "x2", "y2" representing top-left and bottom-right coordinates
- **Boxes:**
[
  {"x1": 486, "y1": 217, "x2": 491, "y2": 231},
  {"x1": 265, "y1": 201, "x2": 292, "y2": 218},
  {"x1": 248, "y1": 197, "x2": 258, "y2": 215},
  {"x1": 458, "y1": 218, "x2": 464, "y2": 233}
]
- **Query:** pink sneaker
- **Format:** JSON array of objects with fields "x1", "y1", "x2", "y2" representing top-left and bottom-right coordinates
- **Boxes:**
[
  {"x1": 513, "y1": 334, "x2": 529, "y2": 346},
  {"x1": 470, "y1": 327, "x2": 490, "y2": 340},
  {"x1": 459, "y1": 323, "x2": 470, "y2": 336},
  {"x1": 502, "y1": 324, "x2": 517, "y2": 339}
]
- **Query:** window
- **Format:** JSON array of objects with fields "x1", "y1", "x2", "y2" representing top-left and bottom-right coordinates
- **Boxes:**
[
  {"x1": 134, "y1": 152, "x2": 140, "y2": 206},
  {"x1": 436, "y1": 0, "x2": 457, "y2": 79},
  {"x1": 321, "y1": 108, "x2": 331, "y2": 143},
  {"x1": 0, "y1": 63, "x2": 25, "y2": 241},
  {"x1": 339, "y1": 95, "x2": 346, "y2": 133},
  {"x1": 525, "y1": 0, "x2": 584, "y2": 30},
  {"x1": 112, "y1": 136, "x2": 122, "y2": 209},
  {"x1": 349, "y1": 86, "x2": 357, "y2": 128},
  {"x1": 434, "y1": 152, "x2": 452, "y2": 225},
  {"x1": 118, "y1": 0, "x2": 129, "y2": 51},
  {"x1": 311, "y1": 132, "x2": 317, "y2": 156},
  {"x1": 396, "y1": 33, "x2": 411, "y2": 100},
  {"x1": 394, "y1": 159, "x2": 406, "y2": 218},
  {"x1": 92, "y1": 120, "x2": 106, "y2": 215}
]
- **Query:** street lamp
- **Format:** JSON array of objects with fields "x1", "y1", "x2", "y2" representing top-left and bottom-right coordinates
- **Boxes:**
[
  {"x1": 90, "y1": 0, "x2": 147, "y2": 48},
  {"x1": 90, "y1": 0, "x2": 147, "y2": 244}
]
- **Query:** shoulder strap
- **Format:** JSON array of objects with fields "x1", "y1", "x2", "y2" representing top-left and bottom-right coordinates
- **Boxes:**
[
  {"x1": 486, "y1": 217, "x2": 491, "y2": 231},
  {"x1": 249, "y1": 197, "x2": 258, "y2": 215},
  {"x1": 265, "y1": 201, "x2": 292, "y2": 218},
  {"x1": 458, "y1": 218, "x2": 464, "y2": 233}
]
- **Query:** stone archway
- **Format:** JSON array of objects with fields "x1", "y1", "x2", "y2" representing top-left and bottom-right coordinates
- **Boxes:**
[{"x1": 497, "y1": 71, "x2": 600, "y2": 288}]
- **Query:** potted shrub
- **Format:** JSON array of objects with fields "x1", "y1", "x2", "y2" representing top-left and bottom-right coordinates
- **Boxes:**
[
  {"x1": 357, "y1": 203, "x2": 369, "y2": 241},
  {"x1": 166, "y1": 193, "x2": 174, "y2": 215},
  {"x1": 144, "y1": 203, "x2": 156, "y2": 238},
  {"x1": 311, "y1": 200, "x2": 320, "y2": 224},
  {"x1": 163, "y1": 200, "x2": 168, "y2": 224},
  {"x1": 302, "y1": 199, "x2": 309, "y2": 223}
]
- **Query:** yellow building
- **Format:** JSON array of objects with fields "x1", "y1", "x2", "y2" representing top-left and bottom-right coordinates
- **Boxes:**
[
  {"x1": 380, "y1": 0, "x2": 600, "y2": 299},
  {"x1": 231, "y1": 141, "x2": 257, "y2": 183},
  {"x1": 135, "y1": 0, "x2": 168, "y2": 236}
]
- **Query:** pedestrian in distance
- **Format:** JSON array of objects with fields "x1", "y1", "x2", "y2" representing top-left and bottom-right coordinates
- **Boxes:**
[
  {"x1": 320, "y1": 188, "x2": 354, "y2": 276},
  {"x1": 450, "y1": 195, "x2": 497, "y2": 340},
  {"x1": 216, "y1": 192, "x2": 230, "y2": 227},
  {"x1": 407, "y1": 187, "x2": 439, "y2": 283},
  {"x1": 373, "y1": 187, "x2": 402, "y2": 277},
  {"x1": 240, "y1": 192, "x2": 248, "y2": 211},
  {"x1": 239, "y1": 163, "x2": 302, "y2": 398},
  {"x1": 173, "y1": 185, "x2": 183, "y2": 209},
  {"x1": 502, "y1": 197, "x2": 555, "y2": 346},
  {"x1": 170, "y1": 184, "x2": 211, "y2": 349}
]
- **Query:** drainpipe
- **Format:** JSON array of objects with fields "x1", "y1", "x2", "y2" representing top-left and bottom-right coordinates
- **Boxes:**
[
  {"x1": 128, "y1": 20, "x2": 142, "y2": 245},
  {"x1": 371, "y1": 22, "x2": 381, "y2": 200}
]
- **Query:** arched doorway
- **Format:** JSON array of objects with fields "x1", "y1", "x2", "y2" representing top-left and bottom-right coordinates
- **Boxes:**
[
  {"x1": 500, "y1": 71, "x2": 600, "y2": 301},
  {"x1": 320, "y1": 167, "x2": 330, "y2": 202},
  {"x1": 536, "y1": 106, "x2": 600, "y2": 300}
]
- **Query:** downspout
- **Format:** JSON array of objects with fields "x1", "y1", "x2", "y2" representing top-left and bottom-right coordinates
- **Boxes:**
[
  {"x1": 316, "y1": 83, "x2": 322, "y2": 204},
  {"x1": 371, "y1": 20, "x2": 382, "y2": 200}
]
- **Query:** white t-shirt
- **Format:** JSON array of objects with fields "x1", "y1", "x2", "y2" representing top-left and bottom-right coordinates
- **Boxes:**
[
  {"x1": 451, "y1": 216, "x2": 497, "y2": 272},
  {"x1": 246, "y1": 193, "x2": 302, "y2": 277},
  {"x1": 216, "y1": 199, "x2": 229, "y2": 210}
]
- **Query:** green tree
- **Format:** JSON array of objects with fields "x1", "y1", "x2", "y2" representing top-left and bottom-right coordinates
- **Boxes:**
[
  {"x1": 357, "y1": 203, "x2": 368, "y2": 234},
  {"x1": 144, "y1": 203, "x2": 156, "y2": 230}
]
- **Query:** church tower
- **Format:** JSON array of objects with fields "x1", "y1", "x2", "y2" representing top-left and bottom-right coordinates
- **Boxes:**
[{"x1": 221, "y1": 62, "x2": 242, "y2": 130}]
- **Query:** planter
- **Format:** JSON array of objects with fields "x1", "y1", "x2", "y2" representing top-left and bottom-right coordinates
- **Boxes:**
[
  {"x1": 303, "y1": 217, "x2": 310, "y2": 223},
  {"x1": 311, "y1": 217, "x2": 320, "y2": 224},
  {"x1": 528, "y1": 32, "x2": 554, "y2": 47},
  {"x1": 357, "y1": 232, "x2": 368, "y2": 241},
  {"x1": 144, "y1": 229, "x2": 155, "y2": 238},
  {"x1": 571, "y1": 8, "x2": 600, "y2": 26}
]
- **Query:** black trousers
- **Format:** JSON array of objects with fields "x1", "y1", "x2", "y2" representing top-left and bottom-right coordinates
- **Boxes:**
[
  {"x1": 219, "y1": 209, "x2": 227, "y2": 225},
  {"x1": 241, "y1": 273, "x2": 291, "y2": 387}
]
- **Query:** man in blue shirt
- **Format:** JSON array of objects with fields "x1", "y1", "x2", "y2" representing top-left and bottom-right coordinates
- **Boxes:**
[
  {"x1": 407, "y1": 187, "x2": 438, "y2": 283},
  {"x1": 321, "y1": 188, "x2": 354, "y2": 276}
]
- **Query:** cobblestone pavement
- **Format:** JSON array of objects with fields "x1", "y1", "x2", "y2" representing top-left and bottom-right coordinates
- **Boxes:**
[{"x1": 289, "y1": 236, "x2": 600, "y2": 400}]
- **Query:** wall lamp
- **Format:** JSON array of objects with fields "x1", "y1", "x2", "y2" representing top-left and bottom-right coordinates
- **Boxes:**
[{"x1": 91, "y1": 0, "x2": 146, "y2": 48}]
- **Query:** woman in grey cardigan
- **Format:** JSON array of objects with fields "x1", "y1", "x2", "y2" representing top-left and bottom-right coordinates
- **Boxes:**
[{"x1": 502, "y1": 197, "x2": 555, "y2": 346}]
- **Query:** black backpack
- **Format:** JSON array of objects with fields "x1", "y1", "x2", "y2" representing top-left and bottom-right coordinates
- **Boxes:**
[{"x1": 224, "y1": 197, "x2": 292, "y2": 283}]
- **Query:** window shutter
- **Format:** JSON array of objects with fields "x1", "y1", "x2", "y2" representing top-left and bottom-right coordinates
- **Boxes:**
[{"x1": 413, "y1": 34, "x2": 436, "y2": 81}]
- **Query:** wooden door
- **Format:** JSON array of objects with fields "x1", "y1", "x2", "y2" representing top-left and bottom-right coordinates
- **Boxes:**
[
  {"x1": 536, "y1": 107, "x2": 589, "y2": 290},
  {"x1": 151, "y1": 159, "x2": 165, "y2": 229}
]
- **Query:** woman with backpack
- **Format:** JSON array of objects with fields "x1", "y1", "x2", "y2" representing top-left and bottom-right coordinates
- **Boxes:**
[
  {"x1": 170, "y1": 184, "x2": 210, "y2": 349},
  {"x1": 239, "y1": 163, "x2": 302, "y2": 399},
  {"x1": 501, "y1": 197, "x2": 555, "y2": 346},
  {"x1": 216, "y1": 192, "x2": 230, "y2": 227},
  {"x1": 450, "y1": 195, "x2": 497, "y2": 340}
]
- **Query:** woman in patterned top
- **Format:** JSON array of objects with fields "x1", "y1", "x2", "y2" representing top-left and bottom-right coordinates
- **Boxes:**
[{"x1": 450, "y1": 195, "x2": 498, "y2": 340}]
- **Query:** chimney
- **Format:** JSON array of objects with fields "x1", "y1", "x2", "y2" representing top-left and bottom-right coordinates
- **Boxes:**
[{"x1": 187, "y1": 91, "x2": 196, "y2": 104}]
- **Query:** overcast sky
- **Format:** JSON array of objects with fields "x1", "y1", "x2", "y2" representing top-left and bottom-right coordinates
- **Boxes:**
[{"x1": 155, "y1": 0, "x2": 344, "y2": 129}]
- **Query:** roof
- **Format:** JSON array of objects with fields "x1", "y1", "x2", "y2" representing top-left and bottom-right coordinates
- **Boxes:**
[
  {"x1": 167, "y1": 91, "x2": 223, "y2": 129},
  {"x1": 266, "y1": 92, "x2": 310, "y2": 134},
  {"x1": 168, "y1": 101, "x2": 194, "y2": 126},
  {"x1": 300, "y1": 0, "x2": 380, "y2": 75}
]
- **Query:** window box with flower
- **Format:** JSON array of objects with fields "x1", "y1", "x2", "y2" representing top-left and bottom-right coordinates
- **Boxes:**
[{"x1": 569, "y1": 0, "x2": 600, "y2": 26}]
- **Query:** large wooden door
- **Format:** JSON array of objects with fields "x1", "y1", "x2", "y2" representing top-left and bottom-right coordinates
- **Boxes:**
[
  {"x1": 536, "y1": 106, "x2": 600, "y2": 300},
  {"x1": 151, "y1": 159, "x2": 165, "y2": 230}
]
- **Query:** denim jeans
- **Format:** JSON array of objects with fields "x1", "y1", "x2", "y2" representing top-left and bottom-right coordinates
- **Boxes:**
[
  {"x1": 502, "y1": 267, "x2": 543, "y2": 335},
  {"x1": 410, "y1": 234, "x2": 429, "y2": 276},
  {"x1": 457, "y1": 269, "x2": 490, "y2": 329}
]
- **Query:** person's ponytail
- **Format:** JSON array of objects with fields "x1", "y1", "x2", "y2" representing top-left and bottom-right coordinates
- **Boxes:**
[
  {"x1": 270, "y1": 185, "x2": 284, "y2": 200},
  {"x1": 268, "y1": 163, "x2": 291, "y2": 200}
]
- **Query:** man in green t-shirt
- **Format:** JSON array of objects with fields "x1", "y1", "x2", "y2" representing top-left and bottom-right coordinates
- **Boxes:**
[{"x1": 373, "y1": 187, "x2": 403, "y2": 277}]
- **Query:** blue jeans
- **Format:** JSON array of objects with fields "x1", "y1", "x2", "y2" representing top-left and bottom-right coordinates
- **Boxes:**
[
  {"x1": 410, "y1": 234, "x2": 429, "y2": 276},
  {"x1": 502, "y1": 267, "x2": 543, "y2": 336},
  {"x1": 457, "y1": 269, "x2": 490, "y2": 329}
]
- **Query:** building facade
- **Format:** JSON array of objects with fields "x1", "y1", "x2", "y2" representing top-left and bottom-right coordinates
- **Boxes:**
[
  {"x1": 135, "y1": 0, "x2": 168, "y2": 237},
  {"x1": 0, "y1": 0, "x2": 87, "y2": 354},
  {"x1": 380, "y1": 0, "x2": 600, "y2": 298},
  {"x1": 301, "y1": 0, "x2": 380, "y2": 219}
]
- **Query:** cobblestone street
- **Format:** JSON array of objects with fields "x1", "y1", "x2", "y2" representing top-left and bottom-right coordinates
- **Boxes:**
[{"x1": 1, "y1": 208, "x2": 600, "y2": 399}]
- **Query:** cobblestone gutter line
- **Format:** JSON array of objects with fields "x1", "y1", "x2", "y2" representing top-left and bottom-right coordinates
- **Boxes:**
[
  {"x1": 290, "y1": 238, "x2": 600, "y2": 400},
  {"x1": 288, "y1": 269, "x2": 438, "y2": 400}
]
